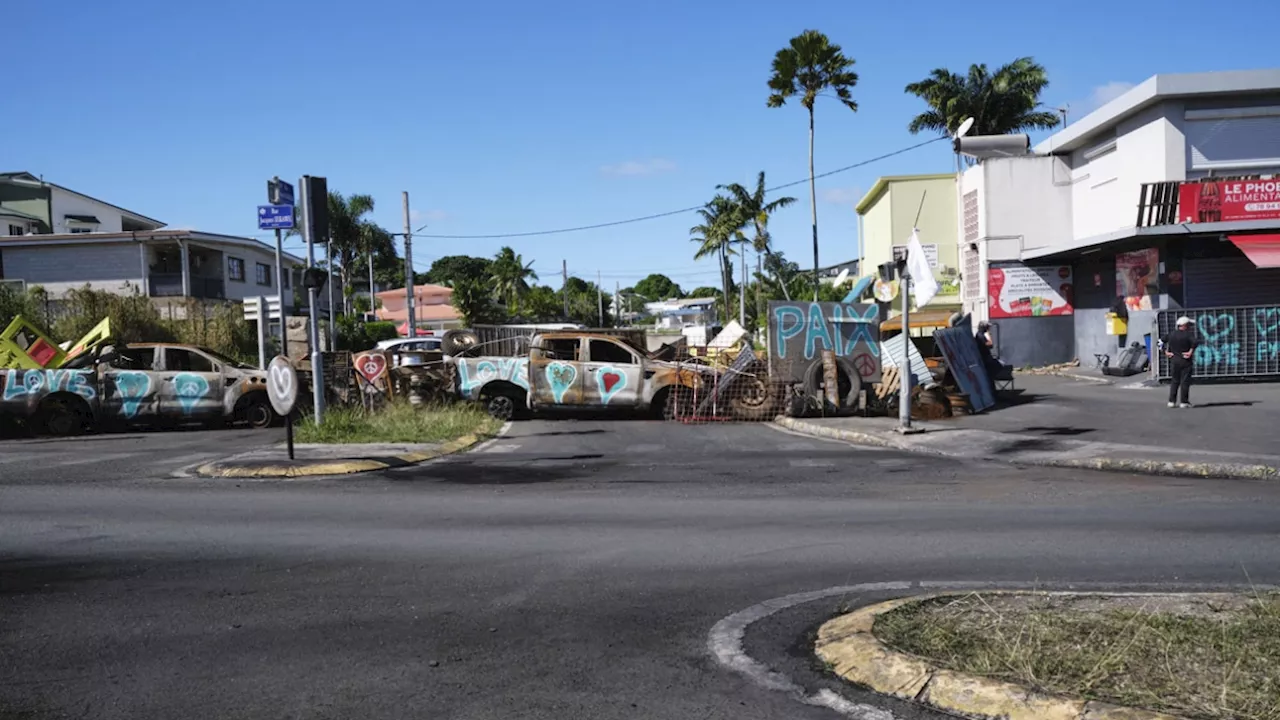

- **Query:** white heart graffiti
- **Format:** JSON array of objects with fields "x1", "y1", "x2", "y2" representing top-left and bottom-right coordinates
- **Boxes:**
[{"x1": 269, "y1": 364, "x2": 293, "y2": 398}]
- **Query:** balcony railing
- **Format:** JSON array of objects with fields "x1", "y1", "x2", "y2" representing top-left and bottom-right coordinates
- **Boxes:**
[
  {"x1": 1136, "y1": 181, "x2": 1182, "y2": 227},
  {"x1": 148, "y1": 274, "x2": 226, "y2": 299}
]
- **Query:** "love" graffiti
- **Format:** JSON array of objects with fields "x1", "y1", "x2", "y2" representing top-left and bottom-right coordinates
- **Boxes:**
[{"x1": 1193, "y1": 313, "x2": 1240, "y2": 368}]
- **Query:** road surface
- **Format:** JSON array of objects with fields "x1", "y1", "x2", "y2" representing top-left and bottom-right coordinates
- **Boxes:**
[{"x1": 3, "y1": 418, "x2": 1278, "y2": 719}]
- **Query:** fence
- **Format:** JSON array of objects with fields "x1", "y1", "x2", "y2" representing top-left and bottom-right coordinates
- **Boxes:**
[
  {"x1": 660, "y1": 348, "x2": 788, "y2": 423},
  {"x1": 1156, "y1": 305, "x2": 1280, "y2": 380},
  {"x1": 469, "y1": 325, "x2": 650, "y2": 358}
]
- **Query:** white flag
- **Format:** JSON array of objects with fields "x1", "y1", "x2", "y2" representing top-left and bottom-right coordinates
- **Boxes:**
[{"x1": 906, "y1": 229, "x2": 939, "y2": 307}]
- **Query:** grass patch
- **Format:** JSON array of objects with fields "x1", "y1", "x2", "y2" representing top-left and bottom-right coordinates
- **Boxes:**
[
  {"x1": 294, "y1": 401, "x2": 500, "y2": 445},
  {"x1": 874, "y1": 592, "x2": 1280, "y2": 720}
]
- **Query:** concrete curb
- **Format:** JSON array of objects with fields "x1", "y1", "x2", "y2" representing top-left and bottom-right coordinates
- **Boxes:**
[
  {"x1": 192, "y1": 433, "x2": 485, "y2": 479},
  {"x1": 773, "y1": 416, "x2": 1280, "y2": 481},
  {"x1": 1017, "y1": 369, "x2": 1115, "y2": 385},
  {"x1": 815, "y1": 593, "x2": 1189, "y2": 720}
]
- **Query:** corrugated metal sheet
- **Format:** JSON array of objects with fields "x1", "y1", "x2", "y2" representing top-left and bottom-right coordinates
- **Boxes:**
[
  {"x1": 880, "y1": 333, "x2": 934, "y2": 387},
  {"x1": 1185, "y1": 257, "x2": 1280, "y2": 308}
]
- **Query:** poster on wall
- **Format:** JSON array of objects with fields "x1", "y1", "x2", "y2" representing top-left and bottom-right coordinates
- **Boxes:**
[
  {"x1": 987, "y1": 263, "x2": 1074, "y2": 318},
  {"x1": 1178, "y1": 180, "x2": 1280, "y2": 223},
  {"x1": 1116, "y1": 248, "x2": 1158, "y2": 312}
]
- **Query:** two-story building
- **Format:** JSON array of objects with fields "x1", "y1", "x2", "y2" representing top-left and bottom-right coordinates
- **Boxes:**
[
  {"x1": 958, "y1": 69, "x2": 1280, "y2": 377},
  {"x1": 0, "y1": 171, "x2": 329, "y2": 317},
  {"x1": 375, "y1": 284, "x2": 463, "y2": 333},
  {"x1": 856, "y1": 173, "x2": 961, "y2": 310}
]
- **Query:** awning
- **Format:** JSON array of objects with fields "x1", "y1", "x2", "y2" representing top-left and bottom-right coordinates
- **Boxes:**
[{"x1": 1229, "y1": 234, "x2": 1280, "y2": 268}]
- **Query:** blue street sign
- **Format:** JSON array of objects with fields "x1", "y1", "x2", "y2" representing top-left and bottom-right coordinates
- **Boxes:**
[
  {"x1": 275, "y1": 180, "x2": 294, "y2": 206},
  {"x1": 258, "y1": 204, "x2": 295, "y2": 230}
]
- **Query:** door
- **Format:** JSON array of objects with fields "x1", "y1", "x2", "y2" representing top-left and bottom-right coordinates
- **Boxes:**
[
  {"x1": 102, "y1": 346, "x2": 161, "y2": 421},
  {"x1": 158, "y1": 347, "x2": 224, "y2": 420},
  {"x1": 585, "y1": 338, "x2": 642, "y2": 408},
  {"x1": 529, "y1": 337, "x2": 584, "y2": 407}
]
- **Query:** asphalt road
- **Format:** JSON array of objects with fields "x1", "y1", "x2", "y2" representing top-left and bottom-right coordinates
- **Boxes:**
[{"x1": 3, "y1": 418, "x2": 1280, "y2": 719}]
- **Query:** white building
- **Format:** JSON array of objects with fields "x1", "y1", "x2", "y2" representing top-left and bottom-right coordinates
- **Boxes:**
[{"x1": 958, "y1": 69, "x2": 1280, "y2": 374}]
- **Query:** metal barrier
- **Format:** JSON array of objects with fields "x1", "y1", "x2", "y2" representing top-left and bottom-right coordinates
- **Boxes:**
[{"x1": 1156, "y1": 305, "x2": 1280, "y2": 380}]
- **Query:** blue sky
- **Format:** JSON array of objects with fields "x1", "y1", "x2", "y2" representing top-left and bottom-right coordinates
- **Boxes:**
[{"x1": 7, "y1": 0, "x2": 1279, "y2": 293}]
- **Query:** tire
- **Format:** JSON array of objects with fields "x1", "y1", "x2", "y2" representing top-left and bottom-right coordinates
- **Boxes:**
[
  {"x1": 727, "y1": 361, "x2": 784, "y2": 420},
  {"x1": 482, "y1": 389, "x2": 523, "y2": 421},
  {"x1": 38, "y1": 396, "x2": 90, "y2": 437},
  {"x1": 243, "y1": 396, "x2": 277, "y2": 429},
  {"x1": 661, "y1": 385, "x2": 695, "y2": 421},
  {"x1": 442, "y1": 329, "x2": 481, "y2": 357},
  {"x1": 803, "y1": 357, "x2": 863, "y2": 411}
]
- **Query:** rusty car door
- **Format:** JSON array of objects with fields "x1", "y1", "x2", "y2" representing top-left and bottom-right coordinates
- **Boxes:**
[
  {"x1": 157, "y1": 347, "x2": 224, "y2": 420},
  {"x1": 100, "y1": 346, "x2": 161, "y2": 421},
  {"x1": 584, "y1": 338, "x2": 642, "y2": 408},
  {"x1": 529, "y1": 337, "x2": 584, "y2": 407}
]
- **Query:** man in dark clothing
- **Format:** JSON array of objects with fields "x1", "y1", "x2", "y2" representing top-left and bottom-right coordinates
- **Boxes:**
[
  {"x1": 1162, "y1": 316, "x2": 1199, "y2": 408},
  {"x1": 975, "y1": 322, "x2": 1010, "y2": 393}
]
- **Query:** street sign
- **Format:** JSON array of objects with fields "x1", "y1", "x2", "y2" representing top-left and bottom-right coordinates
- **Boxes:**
[
  {"x1": 268, "y1": 177, "x2": 295, "y2": 206},
  {"x1": 267, "y1": 355, "x2": 299, "y2": 417},
  {"x1": 257, "y1": 205, "x2": 295, "y2": 230},
  {"x1": 242, "y1": 295, "x2": 283, "y2": 322}
]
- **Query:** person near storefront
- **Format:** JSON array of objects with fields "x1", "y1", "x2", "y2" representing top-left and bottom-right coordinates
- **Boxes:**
[{"x1": 1162, "y1": 316, "x2": 1199, "y2": 408}]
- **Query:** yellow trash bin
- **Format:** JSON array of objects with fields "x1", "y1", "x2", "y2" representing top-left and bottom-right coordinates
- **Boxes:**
[{"x1": 1105, "y1": 313, "x2": 1128, "y2": 336}]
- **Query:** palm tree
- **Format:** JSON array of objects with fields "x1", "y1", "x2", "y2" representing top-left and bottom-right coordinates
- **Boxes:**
[
  {"x1": 690, "y1": 195, "x2": 744, "y2": 323},
  {"x1": 326, "y1": 191, "x2": 377, "y2": 314},
  {"x1": 904, "y1": 57, "x2": 1061, "y2": 142},
  {"x1": 718, "y1": 171, "x2": 797, "y2": 302},
  {"x1": 490, "y1": 246, "x2": 538, "y2": 315},
  {"x1": 767, "y1": 29, "x2": 858, "y2": 301}
]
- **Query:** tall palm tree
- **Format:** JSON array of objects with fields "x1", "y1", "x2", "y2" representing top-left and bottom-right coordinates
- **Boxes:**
[
  {"x1": 904, "y1": 57, "x2": 1061, "y2": 142},
  {"x1": 490, "y1": 246, "x2": 538, "y2": 315},
  {"x1": 718, "y1": 171, "x2": 797, "y2": 302},
  {"x1": 690, "y1": 195, "x2": 744, "y2": 323},
  {"x1": 767, "y1": 29, "x2": 858, "y2": 301},
  {"x1": 326, "y1": 191, "x2": 377, "y2": 314}
]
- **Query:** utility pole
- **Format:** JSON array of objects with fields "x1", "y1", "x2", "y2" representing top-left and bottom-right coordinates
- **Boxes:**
[
  {"x1": 273, "y1": 226, "x2": 286, "y2": 355},
  {"x1": 614, "y1": 281, "x2": 620, "y2": 327},
  {"x1": 326, "y1": 233, "x2": 337, "y2": 350},
  {"x1": 562, "y1": 260, "x2": 569, "y2": 319},
  {"x1": 739, "y1": 245, "x2": 747, "y2": 327},
  {"x1": 367, "y1": 249, "x2": 376, "y2": 319},
  {"x1": 301, "y1": 175, "x2": 326, "y2": 425},
  {"x1": 402, "y1": 192, "x2": 415, "y2": 336},
  {"x1": 596, "y1": 270, "x2": 604, "y2": 327},
  {"x1": 755, "y1": 253, "x2": 762, "y2": 332}
]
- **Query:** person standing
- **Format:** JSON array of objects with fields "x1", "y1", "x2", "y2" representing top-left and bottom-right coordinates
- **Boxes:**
[{"x1": 1162, "y1": 316, "x2": 1199, "y2": 408}]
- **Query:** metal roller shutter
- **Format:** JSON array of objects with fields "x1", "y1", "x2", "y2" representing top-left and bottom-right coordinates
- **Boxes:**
[
  {"x1": 1185, "y1": 112, "x2": 1280, "y2": 171},
  {"x1": 1184, "y1": 256, "x2": 1280, "y2": 308}
]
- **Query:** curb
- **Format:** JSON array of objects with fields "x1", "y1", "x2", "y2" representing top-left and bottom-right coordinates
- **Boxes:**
[
  {"x1": 192, "y1": 433, "x2": 485, "y2": 479},
  {"x1": 773, "y1": 416, "x2": 1280, "y2": 481},
  {"x1": 1018, "y1": 369, "x2": 1115, "y2": 385},
  {"x1": 815, "y1": 593, "x2": 1189, "y2": 720}
]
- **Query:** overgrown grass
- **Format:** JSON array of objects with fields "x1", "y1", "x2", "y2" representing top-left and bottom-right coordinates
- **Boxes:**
[
  {"x1": 874, "y1": 592, "x2": 1280, "y2": 720},
  {"x1": 294, "y1": 401, "x2": 500, "y2": 445}
]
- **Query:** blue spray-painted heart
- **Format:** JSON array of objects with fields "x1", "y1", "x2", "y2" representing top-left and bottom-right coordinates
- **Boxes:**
[
  {"x1": 1198, "y1": 313, "x2": 1235, "y2": 344},
  {"x1": 545, "y1": 362, "x2": 577, "y2": 403},
  {"x1": 1255, "y1": 308, "x2": 1280, "y2": 339},
  {"x1": 173, "y1": 372, "x2": 210, "y2": 415},
  {"x1": 113, "y1": 371, "x2": 153, "y2": 418},
  {"x1": 595, "y1": 366, "x2": 627, "y2": 404}
]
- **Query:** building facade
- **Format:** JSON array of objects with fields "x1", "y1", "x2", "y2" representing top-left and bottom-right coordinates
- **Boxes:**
[
  {"x1": 857, "y1": 174, "x2": 961, "y2": 309},
  {"x1": 960, "y1": 69, "x2": 1280, "y2": 373},
  {"x1": 375, "y1": 284, "x2": 463, "y2": 332}
]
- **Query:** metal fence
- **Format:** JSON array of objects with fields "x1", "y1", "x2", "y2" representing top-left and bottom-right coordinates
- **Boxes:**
[{"x1": 1156, "y1": 305, "x2": 1280, "y2": 380}]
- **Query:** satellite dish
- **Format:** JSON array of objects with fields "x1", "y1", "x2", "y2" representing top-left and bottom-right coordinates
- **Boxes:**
[
  {"x1": 955, "y1": 117, "x2": 975, "y2": 139},
  {"x1": 833, "y1": 268, "x2": 850, "y2": 288}
]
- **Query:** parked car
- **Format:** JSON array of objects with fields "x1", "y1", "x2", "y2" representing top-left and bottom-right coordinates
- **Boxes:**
[{"x1": 0, "y1": 342, "x2": 279, "y2": 435}]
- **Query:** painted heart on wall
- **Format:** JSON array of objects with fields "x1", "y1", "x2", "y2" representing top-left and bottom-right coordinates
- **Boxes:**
[
  {"x1": 1198, "y1": 313, "x2": 1235, "y2": 343},
  {"x1": 173, "y1": 372, "x2": 210, "y2": 415},
  {"x1": 545, "y1": 362, "x2": 577, "y2": 404},
  {"x1": 595, "y1": 366, "x2": 627, "y2": 404},
  {"x1": 1255, "y1": 308, "x2": 1280, "y2": 339},
  {"x1": 113, "y1": 371, "x2": 153, "y2": 418}
]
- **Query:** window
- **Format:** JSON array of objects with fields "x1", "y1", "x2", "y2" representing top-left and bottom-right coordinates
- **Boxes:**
[
  {"x1": 109, "y1": 347, "x2": 155, "y2": 371},
  {"x1": 255, "y1": 263, "x2": 272, "y2": 286},
  {"x1": 228, "y1": 257, "x2": 245, "y2": 282},
  {"x1": 69, "y1": 227, "x2": 92, "y2": 234},
  {"x1": 540, "y1": 338, "x2": 579, "y2": 361},
  {"x1": 164, "y1": 348, "x2": 216, "y2": 373},
  {"x1": 8, "y1": 224, "x2": 24, "y2": 236},
  {"x1": 283, "y1": 269, "x2": 290, "y2": 288},
  {"x1": 589, "y1": 339, "x2": 635, "y2": 364}
]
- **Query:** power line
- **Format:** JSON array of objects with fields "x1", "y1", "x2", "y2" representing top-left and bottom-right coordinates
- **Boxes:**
[{"x1": 414, "y1": 136, "x2": 946, "y2": 240}]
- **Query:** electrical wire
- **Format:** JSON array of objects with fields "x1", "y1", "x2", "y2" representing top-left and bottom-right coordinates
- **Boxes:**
[{"x1": 412, "y1": 136, "x2": 946, "y2": 240}]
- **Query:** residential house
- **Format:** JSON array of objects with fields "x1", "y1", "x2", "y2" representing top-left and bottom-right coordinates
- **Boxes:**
[
  {"x1": 957, "y1": 69, "x2": 1280, "y2": 372},
  {"x1": 375, "y1": 284, "x2": 463, "y2": 333},
  {"x1": 856, "y1": 174, "x2": 960, "y2": 308}
]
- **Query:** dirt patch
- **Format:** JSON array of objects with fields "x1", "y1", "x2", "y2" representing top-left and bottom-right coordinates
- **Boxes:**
[{"x1": 874, "y1": 592, "x2": 1280, "y2": 720}]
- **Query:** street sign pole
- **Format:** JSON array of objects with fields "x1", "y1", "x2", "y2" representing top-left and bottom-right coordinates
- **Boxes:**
[
  {"x1": 301, "y1": 176, "x2": 326, "y2": 425},
  {"x1": 267, "y1": 355, "x2": 300, "y2": 461},
  {"x1": 899, "y1": 269, "x2": 912, "y2": 430},
  {"x1": 265, "y1": 177, "x2": 295, "y2": 358},
  {"x1": 255, "y1": 296, "x2": 267, "y2": 369},
  {"x1": 274, "y1": 228, "x2": 286, "y2": 354}
]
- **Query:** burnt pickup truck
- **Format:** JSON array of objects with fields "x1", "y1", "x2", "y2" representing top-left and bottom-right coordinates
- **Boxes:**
[
  {"x1": 448, "y1": 331, "x2": 718, "y2": 420},
  {"x1": 0, "y1": 342, "x2": 279, "y2": 435}
]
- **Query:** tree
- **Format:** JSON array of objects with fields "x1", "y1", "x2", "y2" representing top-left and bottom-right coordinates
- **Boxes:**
[
  {"x1": 490, "y1": 246, "x2": 538, "y2": 314},
  {"x1": 767, "y1": 29, "x2": 858, "y2": 300},
  {"x1": 450, "y1": 277, "x2": 500, "y2": 326},
  {"x1": 325, "y1": 191, "x2": 378, "y2": 313},
  {"x1": 718, "y1": 171, "x2": 797, "y2": 301},
  {"x1": 422, "y1": 255, "x2": 492, "y2": 288},
  {"x1": 690, "y1": 195, "x2": 745, "y2": 323},
  {"x1": 633, "y1": 274, "x2": 683, "y2": 301},
  {"x1": 523, "y1": 285, "x2": 563, "y2": 321},
  {"x1": 904, "y1": 57, "x2": 1061, "y2": 142}
]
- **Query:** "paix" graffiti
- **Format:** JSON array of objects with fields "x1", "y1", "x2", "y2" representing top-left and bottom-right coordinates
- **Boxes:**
[{"x1": 773, "y1": 302, "x2": 879, "y2": 360}]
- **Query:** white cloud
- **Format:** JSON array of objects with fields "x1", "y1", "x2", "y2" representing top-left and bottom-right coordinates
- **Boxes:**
[
  {"x1": 820, "y1": 187, "x2": 863, "y2": 206},
  {"x1": 1075, "y1": 81, "x2": 1136, "y2": 116},
  {"x1": 599, "y1": 158, "x2": 677, "y2": 177},
  {"x1": 409, "y1": 209, "x2": 449, "y2": 224}
]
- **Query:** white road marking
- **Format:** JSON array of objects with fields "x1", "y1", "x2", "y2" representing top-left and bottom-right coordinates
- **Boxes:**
[
  {"x1": 789, "y1": 458, "x2": 834, "y2": 468},
  {"x1": 470, "y1": 422, "x2": 513, "y2": 454}
]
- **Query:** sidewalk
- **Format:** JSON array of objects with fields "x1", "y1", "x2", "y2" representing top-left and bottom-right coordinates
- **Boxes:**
[
  {"x1": 191, "y1": 435, "x2": 484, "y2": 478},
  {"x1": 775, "y1": 374, "x2": 1280, "y2": 480}
]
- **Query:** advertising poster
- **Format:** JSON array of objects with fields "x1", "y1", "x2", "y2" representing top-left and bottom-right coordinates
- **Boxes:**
[
  {"x1": 1116, "y1": 248, "x2": 1158, "y2": 312},
  {"x1": 987, "y1": 263, "x2": 1074, "y2": 318},
  {"x1": 1178, "y1": 180, "x2": 1280, "y2": 223}
]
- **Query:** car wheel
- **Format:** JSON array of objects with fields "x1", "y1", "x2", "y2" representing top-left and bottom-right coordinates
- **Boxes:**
[
  {"x1": 484, "y1": 392, "x2": 517, "y2": 421},
  {"x1": 244, "y1": 398, "x2": 277, "y2": 429},
  {"x1": 39, "y1": 397, "x2": 89, "y2": 437}
]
